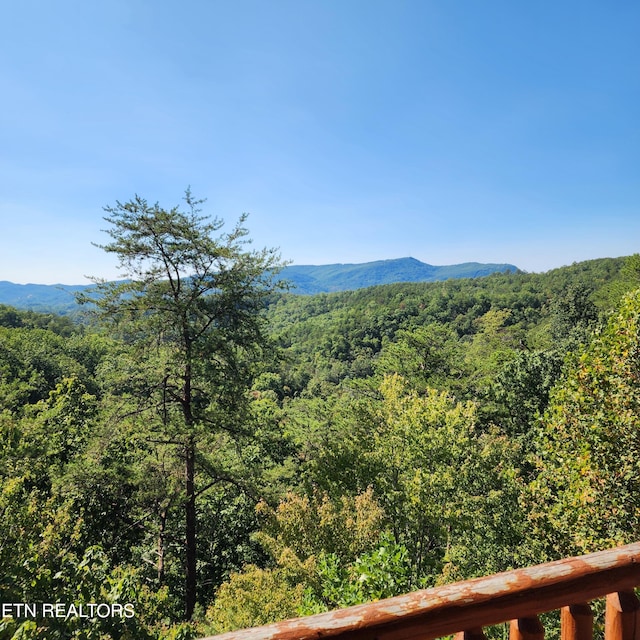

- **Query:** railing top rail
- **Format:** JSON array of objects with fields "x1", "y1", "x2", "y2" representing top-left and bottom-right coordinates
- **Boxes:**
[{"x1": 201, "y1": 542, "x2": 640, "y2": 640}]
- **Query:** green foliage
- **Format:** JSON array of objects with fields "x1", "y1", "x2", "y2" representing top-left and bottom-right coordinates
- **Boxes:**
[
  {"x1": 1, "y1": 252, "x2": 638, "y2": 636},
  {"x1": 375, "y1": 323, "x2": 465, "y2": 390},
  {"x1": 300, "y1": 534, "x2": 414, "y2": 612},
  {"x1": 548, "y1": 283, "x2": 599, "y2": 350},
  {"x1": 491, "y1": 350, "x2": 565, "y2": 438},
  {"x1": 464, "y1": 309, "x2": 522, "y2": 391},
  {"x1": 206, "y1": 491, "x2": 404, "y2": 629},
  {"x1": 194, "y1": 488, "x2": 269, "y2": 602},
  {"x1": 597, "y1": 253, "x2": 640, "y2": 309},
  {"x1": 255, "y1": 487, "x2": 385, "y2": 569},
  {"x1": 204, "y1": 565, "x2": 305, "y2": 633},
  {"x1": 348, "y1": 375, "x2": 527, "y2": 581},
  {"x1": 265, "y1": 256, "x2": 622, "y2": 401},
  {"x1": 529, "y1": 289, "x2": 640, "y2": 557},
  {"x1": 0, "y1": 327, "x2": 101, "y2": 413},
  {"x1": 350, "y1": 376, "x2": 478, "y2": 579},
  {"x1": 0, "y1": 304, "x2": 78, "y2": 334},
  {"x1": 281, "y1": 258, "x2": 517, "y2": 294}
]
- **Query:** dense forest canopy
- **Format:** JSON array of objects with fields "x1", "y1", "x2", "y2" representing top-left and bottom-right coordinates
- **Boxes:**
[{"x1": 1, "y1": 211, "x2": 639, "y2": 639}]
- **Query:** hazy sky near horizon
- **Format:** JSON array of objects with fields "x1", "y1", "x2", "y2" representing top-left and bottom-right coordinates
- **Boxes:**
[{"x1": 1, "y1": 1, "x2": 639, "y2": 284}]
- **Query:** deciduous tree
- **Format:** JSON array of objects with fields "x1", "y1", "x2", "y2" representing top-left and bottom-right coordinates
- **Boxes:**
[{"x1": 529, "y1": 289, "x2": 640, "y2": 558}]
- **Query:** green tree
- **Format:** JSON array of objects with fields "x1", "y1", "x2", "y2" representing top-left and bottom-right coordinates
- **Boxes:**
[
  {"x1": 342, "y1": 375, "x2": 481, "y2": 582},
  {"x1": 375, "y1": 323, "x2": 464, "y2": 391},
  {"x1": 548, "y1": 283, "x2": 599, "y2": 349},
  {"x1": 464, "y1": 308, "x2": 522, "y2": 396},
  {"x1": 303, "y1": 375, "x2": 526, "y2": 584},
  {"x1": 491, "y1": 350, "x2": 564, "y2": 438},
  {"x1": 598, "y1": 253, "x2": 640, "y2": 309},
  {"x1": 529, "y1": 289, "x2": 640, "y2": 558},
  {"x1": 205, "y1": 564, "x2": 305, "y2": 633},
  {"x1": 80, "y1": 190, "x2": 285, "y2": 619}
]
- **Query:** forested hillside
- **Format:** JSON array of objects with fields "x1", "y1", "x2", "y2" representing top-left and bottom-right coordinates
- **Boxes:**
[
  {"x1": 1, "y1": 245, "x2": 640, "y2": 639},
  {"x1": 278, "y1": 257, "x2": 518, "y2": 294},
  {"x1": 0, "y1": 258, "x2": 517, "y2": 313}
]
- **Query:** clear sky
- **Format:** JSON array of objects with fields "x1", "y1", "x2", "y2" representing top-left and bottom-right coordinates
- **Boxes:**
[{"x1": 1, "y1": 1, "x2": 638, "y2": 284}]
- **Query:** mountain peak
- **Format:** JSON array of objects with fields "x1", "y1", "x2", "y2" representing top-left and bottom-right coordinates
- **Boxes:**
[{"x1": 282, "y1": 258, "x2": 517, "y2": 294}]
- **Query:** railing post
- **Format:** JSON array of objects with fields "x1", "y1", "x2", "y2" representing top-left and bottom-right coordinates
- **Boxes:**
[
  {"x1": 510, "y1": 616, "x2": 544, "y2": 640},
  {"x1": 605, "y1": 591, "x2": 640, "y2": 640},
  {"x1": 561, "y1": 603, "x2": 593, "y2": 640}
]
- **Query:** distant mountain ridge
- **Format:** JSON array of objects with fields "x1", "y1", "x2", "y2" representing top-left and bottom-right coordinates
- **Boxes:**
[
  {"x1": 283, "y1": 257, "x2": 518, "y2": 294},
  {"x1": 0, "y1": 281, "x2": 91, "y2": 314},
  {"x1": 0, "y1": 257, "x2": 518, "y2": 312}
]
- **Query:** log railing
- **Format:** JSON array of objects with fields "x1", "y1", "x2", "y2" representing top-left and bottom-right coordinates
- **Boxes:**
[{"x1": 201, "y1": 542, "x2": 640, "y2": 640}]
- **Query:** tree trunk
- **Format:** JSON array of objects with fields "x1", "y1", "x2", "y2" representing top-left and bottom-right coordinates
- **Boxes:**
[
  {"x1": 158, "y1": 506, "x2": 167, "y2": 583},
  {"x1": 185, "y1": 435, "x2": 197, "y2": 620}
]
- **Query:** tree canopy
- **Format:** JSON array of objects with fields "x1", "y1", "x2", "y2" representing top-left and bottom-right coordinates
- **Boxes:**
[{"x1": 3, "y1": 229, "x2": 640, "y2": 638}]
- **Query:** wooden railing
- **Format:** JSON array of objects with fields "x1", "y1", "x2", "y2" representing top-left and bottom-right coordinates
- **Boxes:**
[{"x1": 201, "y1": 542, "x2": 640, "y2": 640}]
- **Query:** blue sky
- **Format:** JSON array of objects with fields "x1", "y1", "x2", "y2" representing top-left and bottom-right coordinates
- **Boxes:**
[{"x1": 1, "y1": 1, "x2": 639, "y2": 284}]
